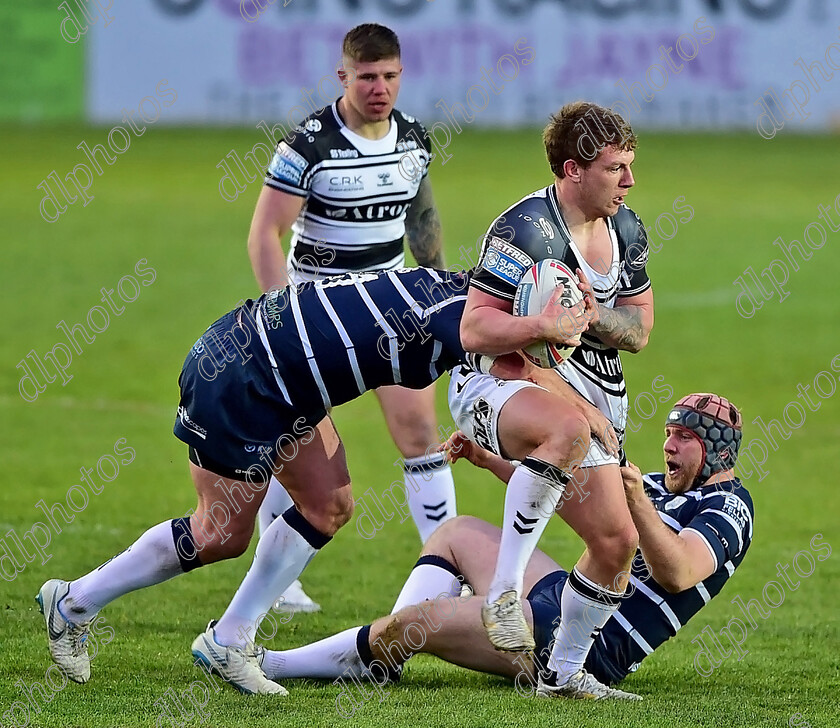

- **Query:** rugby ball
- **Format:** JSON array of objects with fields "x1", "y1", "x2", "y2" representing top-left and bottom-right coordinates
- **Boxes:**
[{"x1": 513, "y1": 259, "x2": 583, "y2": 368}]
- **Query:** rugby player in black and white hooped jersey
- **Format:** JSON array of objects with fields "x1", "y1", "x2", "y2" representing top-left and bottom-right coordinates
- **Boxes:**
[
  {"x1": 451, "y1": 101, "x2": 655, "y2": 697},
  {"x1": 247, "y1": 24, "x2": 456, "y2": 612}
]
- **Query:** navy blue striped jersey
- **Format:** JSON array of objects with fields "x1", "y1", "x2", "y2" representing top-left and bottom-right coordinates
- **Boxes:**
[
  {"x1": 598, "y1": 473, "x2": 754, "y2": 681},
  {"x1": 470, "y1": 185, "x2": 651, "y2": 439},
  {"x1": 263, "y1": 100, "x2": 432, "y2": 279},
  {"x1": 250, "y1": 268, "x2": 469, "y2": 412}
]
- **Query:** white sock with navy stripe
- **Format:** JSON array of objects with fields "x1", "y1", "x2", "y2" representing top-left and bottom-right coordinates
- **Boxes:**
[
  {"x1": 486, "y1": 457, "x2": 568, "y2": 604},
  {"x1": 62, "y1": 518, "x2": 201, "y2": 621},
  {"x1": 212, "y1": 506, "x2": 331, "y2": 648},
  {"x1": 390, "y1": 555, "x2": 464, "y2": 614},
  {"x1": 403, "y1": 453, "x2": 457, "y2": 544},
  {"x1": 547, "y1": 568, "x2": 624, "y2": 683}
]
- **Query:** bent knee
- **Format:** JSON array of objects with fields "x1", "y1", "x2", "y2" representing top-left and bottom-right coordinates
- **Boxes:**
[
  {"x1": 587, "y1": 524, "x2": 639, "y2": 567},
  {"x1": 422, "y1": 515, "x2": 475, "y2": 555},
  {"x1": 297, "y1": 492, "x2": 354, "y2": 537},
  {"x1": 534, "y1": 411, "x2": 589, "y2": 467},
  {"x1": 193, "y1": 517, "x2": 254, "y2": 562}
]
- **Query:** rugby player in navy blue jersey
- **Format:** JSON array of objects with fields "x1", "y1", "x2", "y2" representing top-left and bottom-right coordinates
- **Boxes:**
[
  {"x1": 453, "y1": 101, "x2": 654, "y2": 696},
  {"x1": 254, "y1": 394, "x2": 752, "y2": 702},
  {"x1": 247, "y1": 24, "x2": 456, "y2": 614},
  {"x1": 35, "y1": 266, "x2": 592, "y2": 694}
]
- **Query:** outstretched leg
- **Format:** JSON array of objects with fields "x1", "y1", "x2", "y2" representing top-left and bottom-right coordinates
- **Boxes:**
[
  {"x1": 38, "y1": 457, "x2": 266, "y2": 683},
  {"x1": 192, "y1": 415, "x2": 353, "y2": 694}
]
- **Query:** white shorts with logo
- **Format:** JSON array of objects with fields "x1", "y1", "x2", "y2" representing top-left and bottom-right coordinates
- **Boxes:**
[{"x1": 447, "y1": 365, "x2": 622, "y2": 469}]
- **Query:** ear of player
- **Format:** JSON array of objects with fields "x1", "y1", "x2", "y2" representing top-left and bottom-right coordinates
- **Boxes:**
[{"x1": 513, "y1": 259, "x2": 585, "y2": 368}]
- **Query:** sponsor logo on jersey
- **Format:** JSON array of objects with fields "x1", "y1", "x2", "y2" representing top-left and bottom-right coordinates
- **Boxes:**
[
  {"x1": 269, "y1": 142, "x2": 308, "y2": 185},
  {"x1": 349, "y1": 202, "x2": 409, "y2": 220},
  {"x1": 400, "y1": 112, "x2": 416, "y2": 123},
  {"x1": 721, "y1": 493, "x2": 751, "y2": 531},
  {"x1": 270, "y1": 158, "x2": 305, "y2": 185},
  {"x1": 480, "y1": 237, "x2": 533, "y2": 285},
  {"x1": 329, "y1": 148, "x2": 359, "y2": 159},
  {"x1": 328, "y1": 174, "x2": 364, "y2": 192},
  {"x1": 396, "y1": 138, "x2": 420, "y2": 152},
  {"x1": 377, "y1": 172, "x2": 394, "y2": 187},
  {"x1": 304, "y1": 119, "x2": 322, "y2": 133},
  {"x1": 629, "y1": 244, "x2": 649, "y2": 269},
  {"x1": 538, "y1": 217, "x2": 555, "y2": 239}
]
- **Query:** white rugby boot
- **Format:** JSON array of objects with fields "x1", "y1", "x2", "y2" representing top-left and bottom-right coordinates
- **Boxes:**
[
  {"x1": 191, "y1": 620, "x2": 288, "y2": 695},
  {"x1": 481, "y1": 590, "x2": 535, "y2": 652},
  {"x1": 536, "y1": 669, "x2": 642, "y2": 701},
  {"x1": 273, "y1": 580, "x2": 321, "y2": 614},
  {"x1": 36, "y1": 579, "x2": 92, "y2": 683}
]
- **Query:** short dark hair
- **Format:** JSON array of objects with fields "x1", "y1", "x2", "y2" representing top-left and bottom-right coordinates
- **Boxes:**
[
  {"x1": 543, "y1": 101, "x2": 637, "y2": 178},
  {"x1": 342, "y1": 23, "x2": 401, "y2": 63}
]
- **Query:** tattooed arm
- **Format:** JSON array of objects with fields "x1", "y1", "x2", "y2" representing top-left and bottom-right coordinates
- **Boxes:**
[
  {"x1": 578, "y1": 269, "x2": 654, "y2": 353},
  {"x1": 404, "y1": 176, "x2": 445, "y2": 269}
]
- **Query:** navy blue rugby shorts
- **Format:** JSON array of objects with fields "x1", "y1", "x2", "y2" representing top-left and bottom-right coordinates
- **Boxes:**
[
  {"x1": 173, "y1": 308, "x2": 326, "y2": 480},
  {"x1": 527, "y1": 570, "x2": 627, "y2": 686}
]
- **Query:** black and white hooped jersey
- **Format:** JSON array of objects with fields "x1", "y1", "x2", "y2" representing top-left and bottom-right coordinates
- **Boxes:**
[
  {"x1": 264, "y1": 100, "x2": 432, "y2": 279},
  {"x1": 470, "y1": 185, "x2": 650, "y2": 432},
  {"x1": 249, "y1": 268, "x2": 468, "y2": 412},
  {"x1": 598, "y1": 473, "x2": 754, "y2": 681}
]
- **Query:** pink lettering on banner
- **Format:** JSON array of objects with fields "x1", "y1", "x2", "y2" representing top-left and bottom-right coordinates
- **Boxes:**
[
  {"x1": 238, "y1": 27, "x2": 304, "y2": 85},
  {"x1": 555, "y1": 26, "x2": 745, "y2": 91},
  {"x1": 237, "y1": 23, "x2": 512, "y2": 87},
  {"x1": 684, "y1": 27, "x2": 745, "y2": 90},
  {"x1": 400, "y1": 26, "x2": 511, "y2": 77}
]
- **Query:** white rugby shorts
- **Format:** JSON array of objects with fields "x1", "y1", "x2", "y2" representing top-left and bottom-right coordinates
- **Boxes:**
[{"x1": 448, "y1": 365, "x2": 621, "y2": 468}]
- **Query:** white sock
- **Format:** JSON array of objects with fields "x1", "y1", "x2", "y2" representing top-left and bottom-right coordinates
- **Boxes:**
[
  {"x1": 212, "y1": 506, "x2": 330, "y2": 648},
  {"x1": 257, "y1": 476, "x2": 294, "y2": 536},
  {"x1": 63, "y1": 518, "x2": 200, "y2": 621},
  {"x1": 486, "y1": 457, "x2": 568, "y2": 603},
  {"x1": 403, "y1": 453, "x2": 457, "y2": 544},
  {"x1": 547, "y1": 568, "x2": 623, "y2": 682},
  {"x1": 390, "y1": 555, "x2": 463, "y2": 614},
  {"x1": 263, "y1": 626, "x2": 363, "y2": 679}
]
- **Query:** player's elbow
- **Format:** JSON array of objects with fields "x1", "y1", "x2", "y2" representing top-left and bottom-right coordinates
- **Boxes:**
[
  {"x1": 656, "y1": 571, "x2": 695, "y2": 594},
  {"x1": 459, "y1": 318, "x2": 486, "y2": 354},
  {"x1": 625, "y1": 336, "x2": 649, "y2": 354}
]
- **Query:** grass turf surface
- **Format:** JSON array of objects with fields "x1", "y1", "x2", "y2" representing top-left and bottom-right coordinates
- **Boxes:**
[{"x1": 1, "y1": 126, "x2": 839, "y2": 727}]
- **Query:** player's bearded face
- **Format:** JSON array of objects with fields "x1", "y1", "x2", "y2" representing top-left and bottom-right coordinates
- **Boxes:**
[
  {"x1": 341, "y1": 57, "x2": 403, "y2": 123},
  {"x1": 663, "y1": 425, "x2": 703, "y2": 492},
  {"x1": 579, "y1": 147, "x2": 635, "y2": 218}
]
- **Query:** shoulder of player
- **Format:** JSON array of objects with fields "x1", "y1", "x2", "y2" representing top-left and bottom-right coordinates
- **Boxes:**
[
  {"x1": 393, "y1": 108, "x2": 432, "y2": 152},
  {"x1": 282, "y1": 104, "x2": 344, "y2": 158},
  {"x1": 612, "y1": 204, "x2": 648, "y2": 247},
  {"x1": 487, "y1": 187, "x2": 560, "y2": 249},
  {"x1": 692, "y1": 480, "x2": 755, "y2": 521}
]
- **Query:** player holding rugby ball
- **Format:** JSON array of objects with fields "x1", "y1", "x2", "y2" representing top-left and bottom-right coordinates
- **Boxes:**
[{"x1": 453, "y1": 101, "x2": 654, "y2": 699}]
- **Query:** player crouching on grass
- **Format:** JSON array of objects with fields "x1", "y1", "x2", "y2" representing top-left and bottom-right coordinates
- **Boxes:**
[{"x1": 253, "y1": 393, "x2": 753, "y2": 701}]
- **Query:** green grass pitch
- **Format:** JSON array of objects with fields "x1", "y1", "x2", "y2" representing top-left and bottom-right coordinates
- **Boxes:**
[{"x1": 1, "y1": 125, "x2": 839, "y2": 727}]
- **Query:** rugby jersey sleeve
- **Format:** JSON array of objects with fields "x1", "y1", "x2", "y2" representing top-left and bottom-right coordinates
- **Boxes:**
[
  {"x1": 469, "y1": 213, "x2": 537, "y2": 301},
  {"x1": 264, "y1": 131, "x2": 317, "y2": 197},
  {"x1": 683, "y1": 490, "x2": 754, "y2": 570},
  {"x1": 614, "y1": 205, "x2": 651, "y2": 298}
]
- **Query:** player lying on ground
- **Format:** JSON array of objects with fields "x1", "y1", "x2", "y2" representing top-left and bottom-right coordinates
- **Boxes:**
[
  {"x1": 35, "y1": 266, "x2": 594, "y2": 694},
  {"x1": 455, "y1": 102, "x2": 653, "y2": 695},
  {"x1": 249, "y1": 24, "x2": 455, "y2": 614},
  {"x1": 257, "y1": 394, "x2": 752, "y2": 701}
]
